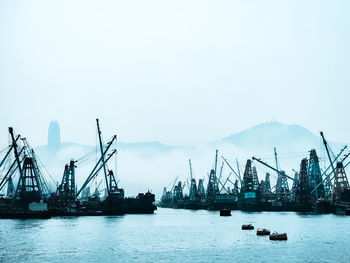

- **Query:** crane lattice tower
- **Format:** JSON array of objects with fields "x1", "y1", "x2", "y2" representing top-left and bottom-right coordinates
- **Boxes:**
[{"x1": 332, "y1": 162, "x2": 350, "y2": 203}]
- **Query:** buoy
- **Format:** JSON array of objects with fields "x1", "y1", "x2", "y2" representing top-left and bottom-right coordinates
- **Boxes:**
[
  {"x1": 242, "y1": 224, "x2": 254, "y2": 230},
  {"x1": 220, "y1": 209, "x2": 231, "y2": 216},
  {"x1": 257, "y1": 228, "x2": 270, "y2": 236},
  {"x1": 269, "y1": 232, "x2": 288, "y2": 240}
]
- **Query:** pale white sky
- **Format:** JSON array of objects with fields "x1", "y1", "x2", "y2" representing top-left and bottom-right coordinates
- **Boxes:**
[{"x1": 1, "y1": 0, "x2": 349, "y2": 146}]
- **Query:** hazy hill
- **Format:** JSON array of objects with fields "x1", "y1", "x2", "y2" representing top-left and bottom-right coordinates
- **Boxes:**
[{"x1": 217, "y1": 122, "x2": 342, "y2": 154}]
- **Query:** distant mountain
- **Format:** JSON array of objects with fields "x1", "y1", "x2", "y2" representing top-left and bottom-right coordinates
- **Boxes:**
[{"x1": 218, "y1": 122, "x2": 336, "y2": 153}]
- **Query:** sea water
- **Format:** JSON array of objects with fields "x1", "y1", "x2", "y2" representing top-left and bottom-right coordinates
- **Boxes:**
[{"x1": 0, "y1": 208, "x2": 349, "y2": 262}]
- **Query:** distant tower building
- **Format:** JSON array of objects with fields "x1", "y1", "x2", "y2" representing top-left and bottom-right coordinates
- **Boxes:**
[{"x1": 48, "y1": 121, "x2": 61, "y2": 152}]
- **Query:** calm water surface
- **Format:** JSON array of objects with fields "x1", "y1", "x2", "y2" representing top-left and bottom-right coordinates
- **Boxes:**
[{"x1": 0, "y1": 208, "x2": 349, "y2": 262}]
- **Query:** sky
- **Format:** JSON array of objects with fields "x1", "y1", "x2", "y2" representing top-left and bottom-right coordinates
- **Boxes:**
[{"x1": 1, "y1": 0, "x2": 350, "y2": 147}]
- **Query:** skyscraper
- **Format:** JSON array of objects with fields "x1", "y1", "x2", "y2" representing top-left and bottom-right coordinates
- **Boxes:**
[{"x1": 48, "y1": 121, "x2": 61, "y2": 152}]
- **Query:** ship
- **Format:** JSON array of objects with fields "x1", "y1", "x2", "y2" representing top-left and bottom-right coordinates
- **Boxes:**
[
  {"x1": 0, "y1": 120, "x2": 156, "y2": 218},
  {"x1": 0, "y1": 128, "x2": 51, "y2": 219},
  {"x1": 49, "y1": 119, "x2": 156, "y2": 216},
  {"x1": 125, "y1": 191, "x2": 157, "y2": 214}
]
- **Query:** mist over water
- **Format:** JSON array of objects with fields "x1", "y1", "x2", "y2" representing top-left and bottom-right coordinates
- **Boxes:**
[{"x1": 28, "y1": 121, "x2": 346, "y2": 199}]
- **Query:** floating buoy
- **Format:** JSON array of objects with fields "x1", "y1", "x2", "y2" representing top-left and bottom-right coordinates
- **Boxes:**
[
  {"x1": 257, "y1": 228, "x2": 270, "y2": 236},
  {"x1": 242, "y1": 224, "x2": 254, "y2": 230},
  {"x1": 220, "y1": 209, "x2": 231, "y2": 216},
  {"x1": 269, "y1": 232, "x2": 288, "y2": 240}
]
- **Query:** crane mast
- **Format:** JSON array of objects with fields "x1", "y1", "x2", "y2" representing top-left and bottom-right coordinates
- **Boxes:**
[
  {"x1": 320, "y1": 132, "x2": 336, "y2": 179},
  {"x1": 320, "y1": 131, "x2": 344, "y2": 203},
  {"x1": 96, "y1": 119, "x2": 109, "y2": 197},
  {"x1": 311, "y1": 146, "x2": 347, "y2": 195}
]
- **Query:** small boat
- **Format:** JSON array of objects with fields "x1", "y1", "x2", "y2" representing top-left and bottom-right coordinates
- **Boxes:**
[
  {"x1": 257, "y1": 228, "x2": 270, "y2": 235},
  {"x1": 220, "y1": 209, "x2": 231, "y2": 216},
  {"x1": 269, "y1": 232, "x2": 287, "y2": 240},
  {"x1": 242, "y1": 224, "x2": 254, "y2": 230}
]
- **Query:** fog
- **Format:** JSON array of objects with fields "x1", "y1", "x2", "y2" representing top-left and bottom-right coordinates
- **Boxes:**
[
  {"x1": 1, "y1": 1, "x2": 350, "y2": 197},
  {"x1": 25, "y1": 121, "x2": 344, "y2": 198}
]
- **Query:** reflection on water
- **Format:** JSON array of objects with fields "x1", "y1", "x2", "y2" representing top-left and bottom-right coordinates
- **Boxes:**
[{"x1": 0, "y1": 208, "x2": 349, "y2": 262}]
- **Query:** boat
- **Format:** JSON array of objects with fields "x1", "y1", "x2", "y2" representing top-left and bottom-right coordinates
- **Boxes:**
[
  {"x1": 125, "y1": 191, "x2": 157, "y2": 214},
  {"x1": 219, "y1": 209, "x2": 231, "y2": 216},
  {"x1": 242, "y1": 224, "x2": 254, "y2": 230},
  {"x1": 257, "y1": 228, "x2": 270, "y2": 235},
  {"x1": 269, "y1": 232, "x2": 288, "y2": 240},
  {"x1": 313, "y1": 199, "x2": 334, "y2": 214}
]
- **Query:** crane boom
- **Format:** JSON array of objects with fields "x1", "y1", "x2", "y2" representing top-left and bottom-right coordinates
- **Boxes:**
[
  {"x1": 171, "y1": 175, "x2": 179, "y2": 192},
  {"x1": 320, "y1": 132, "x2": 337, "y2": 182},
  {"x1": 8, "y1": 128, "x2": 24, "y2": 182},
  {"x1": 77, "y1": 135, "x2": 117, "y2": 196},
  {"x1": 0, "y1": 147, "x2": 25, "y2": 191},
  {"x1": 252, "y1": 157, "x2": 296, "y2": 182},
  {"x1": 236, "y1": 158, "x2": 241, "y2": 180},
  {"x1": 0, "y1": 135, "x2": 20, "y2": 168},
  {"x1": 218, "y1": 161, "x2": 224, "y2": 184},
  {"x1": 227, "y1": 177, "x2": 240, "y2": 189},
  {"x1": 311, "y1": 147, "x2": 349, "y2": 194},
  {"x1": 96, "y1": 119, "x2": 109, "y2": 196},
  {"x1": 220, "y1": 172, "x2": 232, "y2": 193},
  {"x1": 77, "y1": 149, "x2": 117, "y2": 197},
  {"x1": 221, "y1": 156, "x2": 242, "y2": 183}
]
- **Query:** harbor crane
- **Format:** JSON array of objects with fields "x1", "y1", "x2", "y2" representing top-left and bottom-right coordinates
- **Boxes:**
[
  {"x1": 310, "y1": 133, "x2": 347, "y2": 198},
  {"x1": 77, "y1": 131, "x2": 117, "y2": 197},
  {"x1": 252, "y1": 156, "x2": 296, "y2": 200},
  {"x1": 188, "y1": 159, "x2": 198, "y2": 200},
  {"x1": 252, "y1": 157, "x2": 296, "y2": 182},
  {"x1": 221, "y1": 156, "x2": 242, "y2": 184},
  {"x1": 311, "y1": 142, "x2": 349, "y2": 200}
]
